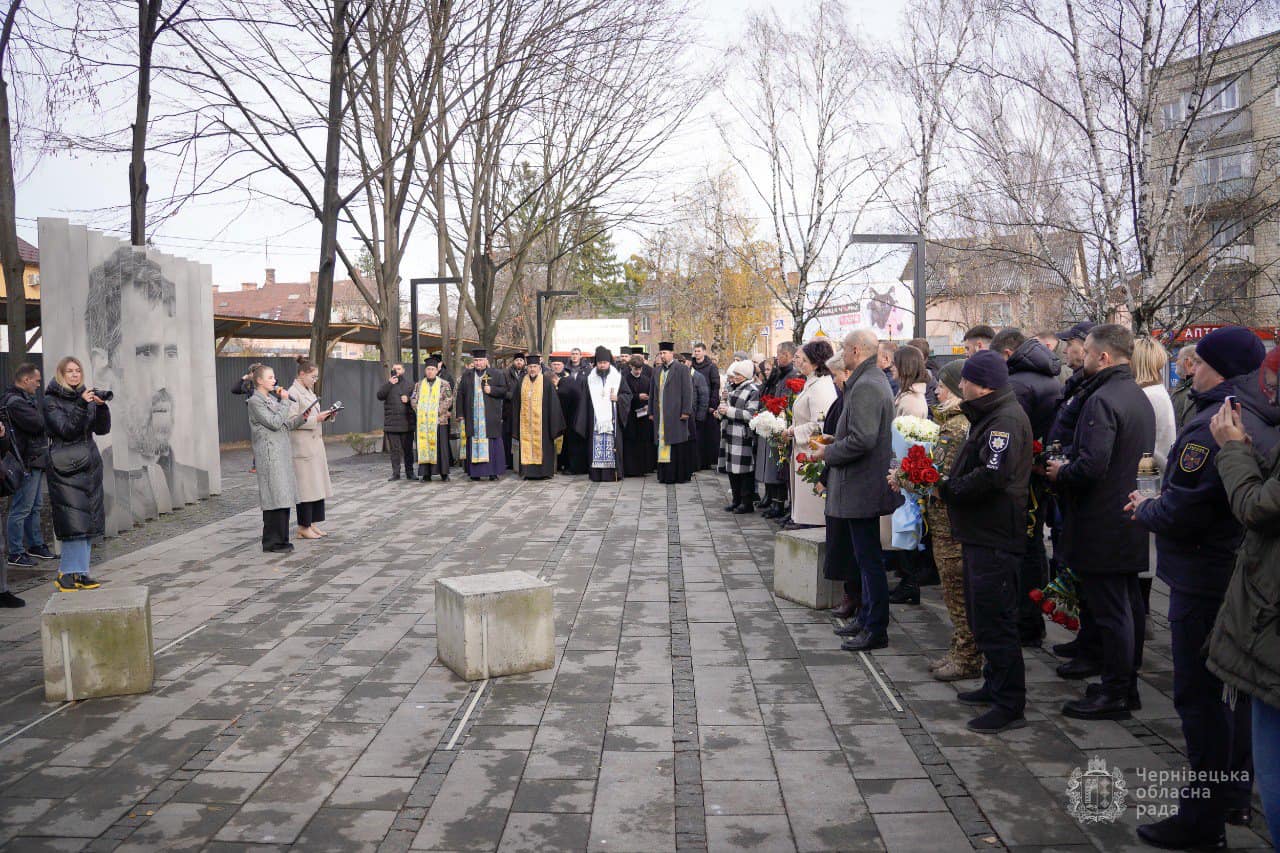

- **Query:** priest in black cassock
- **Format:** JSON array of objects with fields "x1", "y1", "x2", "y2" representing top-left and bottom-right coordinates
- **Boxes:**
[
  {"x1": 551, "y1": 356, "x2": 590, "y2": 474},
  {"x1": 621, "y1": 354, "x2": 656, "y2": 476},
  {"x1": 509, "y1": 355, "x2": 566, "y2": 480},
  {"x1": 575, "y1": 347, "x2": 630, "y2": 482},
  {"x1": 455, "y1": 349, "x2": 508, "y2": 481},
  {"x1": 652, "y1": 341, "x2": 696, "y2": 484}
]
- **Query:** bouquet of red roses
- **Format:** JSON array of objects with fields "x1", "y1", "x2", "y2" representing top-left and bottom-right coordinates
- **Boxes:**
[
  {"x1": 894, "y1": 444, "x2": 941, "y2": 495},
  {"x1": 784, "y1": 376, "x2": 806, "y2": 395},
  {"x1": 795, "y1": 451, "x2": 825, "y2": 496},
  {"x1": 760, "y1": 394, "x2": 788, "y2": 416}
]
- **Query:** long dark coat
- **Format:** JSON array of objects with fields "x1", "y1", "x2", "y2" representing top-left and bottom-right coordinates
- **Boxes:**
[
  {"x1": 824, "y1": 358, "x2": 901, "y2": 520},
  {"x1": 456, "y1": 368, "x2": 508, "y2": 441},
  {"x1": 44, "y1": 381, "x2": 111, "y2": 540},
  {"x1": 573, "y1": 368, "x2": 632, "y2": 472},
  {"x1": 651, "y1": 361, "x2": 694, "y2": 446},
  {"x1": 756, "y1": 360, "x2": 799, "y2": 484}
]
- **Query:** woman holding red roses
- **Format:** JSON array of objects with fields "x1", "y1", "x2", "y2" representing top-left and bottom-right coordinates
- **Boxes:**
[{"x1": 783, "y1": 340, "x2": 837, "y2": 528}]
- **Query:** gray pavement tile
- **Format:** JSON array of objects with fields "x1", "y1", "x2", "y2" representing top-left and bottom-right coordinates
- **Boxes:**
[
  {"x1": 0, "y1": 796, "x2": 57, "y2": 844},
  {"x1": 510, "y1": 778, "x2": 596, "y2": 814},
  {"x1": 3, "y1": 765, "x2": 101, "y2": 799},
  {"x1": 174, "y1": 771, "x2": 269, "y2": 804},
  {"x1": 760, "y1": 703, "x2": 839, "y2": 751},
  {"x1": 774, "y1": 750, "x2": 881, "y2": 852},
  {"x1": 703, "y1": 780, "x2": 786, "y2": 816},
  {"x1": 706, "y1": 814, "x2": 796, "y2": 852},
  {"x1": 608, "y1": 681, "x2": 673, "y2": 727},
  {"x1": 213, "y1": 746, "x2": 362, "y2": 844},
  {"x1": 0, "y1": 837, "x2": 87, "y2": 852},
  {"x1": 857, "y1": 777, "x2": 948, "y2": 813},
  {"x1": 603, "y1": 726, "x2": 675, "y2": 751},
  {"x1": 498, "y1": 812, "x2": 591, "y2": 853},
  {"x1": 946, "y1": 746, "x2": 1091, "y2": 847},
  {"x1": 113, "y1": 802, "x2": 233, "y2": 851},
  {"x1": 873, "y1": 811, "x2": 972, "y2": 852},
  {"x1": 294, "y1": 807, "x2": 397, "y2": 852},
  {"x1": 412, "y1": 749, "x2": 526, "y2": 851},
  {"x1": 694, "y1": 666, "x2": 763, "y2": 726},
  {"x1": 349, "y1": 703, "x2": 455, "y2": 778},
  {"x1": 832, "y1": 724, "x2": 927, "y2": 780},
  {"x1": 587, "y1": 751, "x2": 675, "y2": 852},
  {"x1": 464, "y1": 725, "x2": 538, "y2": 751},
  {"x1": 698, "y1": 726, "x2": 776, "y2": 782},
  {"x1": 614, "y1": 636, "x2": 672, "y2": 684},
  {"x1": 326, "y1": 775, "x2": 413, "y2": 810}
]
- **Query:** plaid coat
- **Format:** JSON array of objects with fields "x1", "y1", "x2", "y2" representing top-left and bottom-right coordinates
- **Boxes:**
[{"x1": 721, "y1": 380, "x2": 760, "y2": 475}]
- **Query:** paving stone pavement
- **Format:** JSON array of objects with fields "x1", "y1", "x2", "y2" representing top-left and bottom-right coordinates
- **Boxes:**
[{"x1": 0, "y1": 450, "x2": 1275, "y2": 851}]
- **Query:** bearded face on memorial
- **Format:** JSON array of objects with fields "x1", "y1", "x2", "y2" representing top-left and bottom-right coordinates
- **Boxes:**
[{"x1": 87, "y1": 248, "x2": 180, "y2": 462}]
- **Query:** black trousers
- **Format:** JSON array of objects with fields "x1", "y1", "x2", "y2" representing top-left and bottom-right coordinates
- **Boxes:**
[
  {"x1": 297, "y1": 499, "x2": 325, "y2": 528},
  {"x1": 822, "y1": 514, "x2": 860, "y2": 605},
  {"x1": 262, "y1": 508, "x2": 290, "y2": 551},
  {"x1": 386, "y1": 431, "x2": 414, "y2": 476},
  {"x1": 962, "y1": 544, "x2": 1026, "y2": 716},
  {"x1": 1078, "y1": 572, "x2": 1145, "y2": 697},
  {"x1": 728, "y1": 472, "x2": 755, "y2": 507},
  {"x1": 1169, "y1": 588, "x2": 1254, "y2": 826}
]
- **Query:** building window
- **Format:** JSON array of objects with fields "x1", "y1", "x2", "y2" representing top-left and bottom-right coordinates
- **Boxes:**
[
  {"x1": 1194, "y1": 152, "x2": 1251, "y2": 185},
  {"x1": 983, "y1": 301, "x2": 1012, "y2": 326},
  {"x1": 1200, "y1": 79, "x2": 1239, "y2": 116},
  {"x1": 1160, "y1": 100, "x2": 1184, "y2": 128},
  {"x1": 640, "y1": 315, "x2": 651, "y2": 333},
  {"x1": 1206, "y1": 219, "x2": 1249, "y2": 248}
]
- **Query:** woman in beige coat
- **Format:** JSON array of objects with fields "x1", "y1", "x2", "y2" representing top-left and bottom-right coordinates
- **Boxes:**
[
  {"x1": 784, "y1": 339, "x2": 837, "y2": 528},
  {"x1": 891, "y1": 345, "x2": 930, "y2": 419},
  {"x1": 288, "y1": 357, "x2": 335, "y2": 540}
]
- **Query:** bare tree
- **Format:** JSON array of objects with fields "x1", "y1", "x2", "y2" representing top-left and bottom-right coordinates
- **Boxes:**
[{"x1": 718, "y1": 0, "x2": 893, "y2": 343}]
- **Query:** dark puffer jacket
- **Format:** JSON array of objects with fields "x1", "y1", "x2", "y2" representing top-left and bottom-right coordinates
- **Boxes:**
[
  {"x1": 1006, "y1": 339, "x2": 1063, "y2": 440},
  {"x1": 43, "y1": 381, "x2": 110, "y2": 540},
  {"x1": 376, "y1": 376, "x2": 414, "y2": 432},
  {"x1": 2, "y1": 384, "x2": 47, "y2": 470}
]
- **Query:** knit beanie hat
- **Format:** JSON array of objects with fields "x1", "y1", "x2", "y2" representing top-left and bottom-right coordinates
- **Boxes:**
[
  {"x1": 938, "y1": 360, "x2": 964, "y2": 397},
  {"x1": 1196, "y1": 326, "x2": 1265, "y2": 380},
  {"x1": 960, "y1": 350, "x2": 1009, "y2": 390},
  {"x1": 728, "y1": 360, "x2": 755, "y2": 381}
]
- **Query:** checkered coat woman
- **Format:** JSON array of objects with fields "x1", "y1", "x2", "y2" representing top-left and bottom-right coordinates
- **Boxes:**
[{"x1": 721, "y1": 378, "x2": 760, "y2": 474}]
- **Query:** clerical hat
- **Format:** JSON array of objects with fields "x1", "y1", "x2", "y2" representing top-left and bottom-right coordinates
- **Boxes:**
[
  {"x1": 424, "y1": 356, "x2": 441, "y2": 368},
  {"x1": 658, "y1": 341, "x2": 675, "y2": 352},
  {"x1": 594, "y1": 346, "x2": 612, "y2": 363},
  {"x1": 549, "y1": 354, "x2": 565, "y2": 364},
  {"x1": 470, "y1": 348, "x2": 487, "y2": 358},
  {"x1": 619, "y1": 346, "x2": 632, "y2": 355},
  {"x1": 525, "y1": 354, "x2": 542, "y2": 365},
  {"x1": 514, "y1": 352, "x2": 527, "y2": 360},
  {"x1": 679, "y1": 352, "x2": 693, "y2": 360}
]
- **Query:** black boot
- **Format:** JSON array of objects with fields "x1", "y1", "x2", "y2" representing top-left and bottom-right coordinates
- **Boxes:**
[{"x1": 888, "y1": 582, "x2": 920, "y2": 605}]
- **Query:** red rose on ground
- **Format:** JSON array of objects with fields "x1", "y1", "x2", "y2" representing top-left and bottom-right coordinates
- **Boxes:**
[
  {"x1": 785, "y1": 377, "x2": 806, "y2": 394},
  {"x1": 921, "y1": 467, "x2": 940, "y2": 485}
]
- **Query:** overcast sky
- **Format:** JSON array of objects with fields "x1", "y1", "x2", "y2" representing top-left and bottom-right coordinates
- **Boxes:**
[{"x1": 16, "y1": 0, "x2": 909, "y2": 300}]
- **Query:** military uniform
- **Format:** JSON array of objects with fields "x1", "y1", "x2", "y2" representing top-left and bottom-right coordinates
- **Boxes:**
[
  {"x1": 1134, "y1": 380, "x2": 1255, "y2": 835},
  {"x1": 926, "y1": 403, "x2": 981, "y2": 675}
]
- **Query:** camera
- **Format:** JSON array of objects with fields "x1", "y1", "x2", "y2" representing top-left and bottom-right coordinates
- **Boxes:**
[{"x1": 90, "y1": 389, "x2": 114, "y2": 401}]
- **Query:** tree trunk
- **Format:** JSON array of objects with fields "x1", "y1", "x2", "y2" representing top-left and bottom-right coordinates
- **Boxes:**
[
  {"x1": 309, "y1": 0, "x2": 351, "y2": 382},
  {"x1": 130, "y1": 0, "x2": 161, "y2": 246},
  {"x1": 0, "y1": 1, "x2": 26, "y2": 359}
]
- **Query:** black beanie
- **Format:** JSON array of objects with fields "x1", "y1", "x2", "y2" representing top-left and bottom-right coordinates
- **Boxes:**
[
  {"x1": 960, "y1": 350, "x2": 1009, "y2": 390},
  {"x1": 1196, "y1": 326, "x2": 1265, "y2": 380}
]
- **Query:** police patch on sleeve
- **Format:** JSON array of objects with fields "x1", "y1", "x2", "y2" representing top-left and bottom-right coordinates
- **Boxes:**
[
  {"x1": 1179, "y1": 442, "x2": 1209, "y2": 474},
  {"x1": 988, "y1": 431, "x2": 1010, "y2": 453}
]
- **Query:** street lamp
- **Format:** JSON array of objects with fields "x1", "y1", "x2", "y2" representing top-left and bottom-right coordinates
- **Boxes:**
[
  {"x1": 409, "y1": 276, "x2": 462, "y2": 381},
  {"x1": 535, "y1": 289, "x2": 579, "y2": 354}
]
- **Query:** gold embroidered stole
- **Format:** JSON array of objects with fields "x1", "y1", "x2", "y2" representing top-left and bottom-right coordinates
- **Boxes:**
[
  {"x1": 415, "y1": 379, "x2": 441, "y2": 463},
  {"x1": 658, "y1": 367, "x2": 671, "y2": 463},
  {"x1": 520, "y1": 376, "x2": 544, "y2": 466}
]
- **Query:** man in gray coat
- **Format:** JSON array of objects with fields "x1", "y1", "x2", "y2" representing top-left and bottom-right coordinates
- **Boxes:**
[
  {"x1": 811, "y1": 328, "x2": 902, "y2": 651},
  {"x1": 652, "y1": 341, "x2": 696, "y2": 483}
]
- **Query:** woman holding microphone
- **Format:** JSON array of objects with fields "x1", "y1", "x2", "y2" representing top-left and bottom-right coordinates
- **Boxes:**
[
  {"x1": 287, "y1": 357, "x2": 335, "y2": 540},
  {"x1": 247, "y1": 363, "x2": 310, "y2": 552}
]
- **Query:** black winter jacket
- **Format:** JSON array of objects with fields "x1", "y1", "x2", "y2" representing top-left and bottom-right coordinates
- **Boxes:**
[
  {"x1": 376, "y1": 376, "x2": 414, "y2": 432},
  {"x1": 43, "y1": 381, "x2": 110, "y2": 541},
  {"x1": 1006, "y1": 339, "x2": 1063, "y2": 440},
  {"x1": 2, "y1": 384, "x2": 47, "y2": 470},
  {"x1": 1046, "y1": 368, "x2": 1087, "y2": 451},
  {"x1": 1056, "y1": 365, "x2": 1156, "y2": 575},
  {"x1": 939, "y1": 386, "x2": 1033, "y2": 553}
]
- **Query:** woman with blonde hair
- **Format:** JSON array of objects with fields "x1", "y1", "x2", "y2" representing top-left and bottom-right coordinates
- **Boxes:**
[
  {"x1": 44, "y1": 356, "x2": 111, "y2": 591},
  {"x1": 1132, "y1": 336, "x2": 1176, "y2": 470},
  {"x1": 288, "y1": 357, "x2": 336, "y2": 540},
  {"x1": 247, "y1": 363, "x2": 311, "y2": 553}
]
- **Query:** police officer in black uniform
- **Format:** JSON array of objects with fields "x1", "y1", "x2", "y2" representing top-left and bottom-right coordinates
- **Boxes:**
[
  {"x1": 1130, "y1": 326, "x2": 1269, "y2": 849},
  {"x1": 938, "y1": 350, "x2": 1033, "y2": 734}
]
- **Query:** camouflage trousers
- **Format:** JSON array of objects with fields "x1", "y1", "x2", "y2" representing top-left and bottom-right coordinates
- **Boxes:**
[{"x1": 927, "y1": 506, "x2": 982, "y2": 670}]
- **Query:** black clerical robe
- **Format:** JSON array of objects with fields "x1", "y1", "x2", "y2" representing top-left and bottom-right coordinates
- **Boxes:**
[{"x1": 510, "y1": 373, "x2": 566, "y2": 480}]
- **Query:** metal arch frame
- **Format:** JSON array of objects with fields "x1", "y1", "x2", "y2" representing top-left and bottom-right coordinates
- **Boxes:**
[
  {"x1": 535, "y1": 289, "x2": 578, "y2": 354},
  {"x1": 847, "y1": 233, "x2": 926, "y2": 340},
  {"x1": 409, "y1": 276, "x2": 462, "y2": 381}
]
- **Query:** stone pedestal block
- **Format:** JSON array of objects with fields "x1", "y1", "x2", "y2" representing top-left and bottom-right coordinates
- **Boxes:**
[
  {"x1": 435, "y1": 571, "x2": 554, "y2": 681},
  {"x1": 774, "y1": 528, "x2": 841, "y2": 610},
  {"x1": 41, "y1": 586, "x2": 154, "y2": 702}
]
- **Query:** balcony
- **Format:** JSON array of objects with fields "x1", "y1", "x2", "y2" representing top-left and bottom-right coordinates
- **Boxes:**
[
  {"x1": 1183, "y1": 176, "x2": 1253, "y2": 208},
  {"x1": 1213, "y1": 244, "x2": 1255, "y2": 266},
  {"x1": 1188, "y1": 108, "x2": 1252, "y2": 147}
]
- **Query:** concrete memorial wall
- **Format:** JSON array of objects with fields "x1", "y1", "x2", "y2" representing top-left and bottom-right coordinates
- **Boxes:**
[{"x1": 38, "y1": 218, "x2": 221, "y2": 536}]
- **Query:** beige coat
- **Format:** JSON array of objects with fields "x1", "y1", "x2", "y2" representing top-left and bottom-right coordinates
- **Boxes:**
[
  {"x1": 894, "y1": 382, "x2": 929, "y2": 419},
  {"x1": 789, "y1": 373, "x2": 838, "y2": 527},
  {"x1": 288, "y1": 380, "x2": 333, "y2": 504}
]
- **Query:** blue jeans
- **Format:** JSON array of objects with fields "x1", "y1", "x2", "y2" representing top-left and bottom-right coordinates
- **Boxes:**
[
  {"x1": 841, "y1": 517, "x2": 889, "y2": 637},
  {"x1": 57, "y1": 538, "x2": 91, "y2": 577},
  {"x1": 7, "y1": 471, "x2": 46, "y2": 553},
  {"x1": 1254, "y1": 697, "x2": 1280, "y2": 842}
]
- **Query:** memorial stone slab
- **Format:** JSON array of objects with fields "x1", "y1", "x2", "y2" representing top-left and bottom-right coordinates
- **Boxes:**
[
  {"x1": 435, "y1": 571, "x2": 554, "y2": 681},
  {"x1": 40, "y1": 586, "x2": 155, "y2": 702},
  {"x1": 773, "y1": 528, "x2": 841, "y2": 610}
]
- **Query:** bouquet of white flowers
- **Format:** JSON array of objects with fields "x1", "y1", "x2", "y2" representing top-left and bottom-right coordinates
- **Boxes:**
[
  {"x1": 892, "y1": 415, "x2": 940, "y2": 445},
  {"x1": 749, "y1": 410, "x2": 787, "y2": 439}
]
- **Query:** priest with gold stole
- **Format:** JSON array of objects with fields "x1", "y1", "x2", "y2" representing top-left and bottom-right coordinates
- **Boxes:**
[
  {"x1": 410, "y1": 357, "x2": 453, "y2": 482},
  {"x1": 509, "y1": 355, "x2": 566, "y2": 480}
]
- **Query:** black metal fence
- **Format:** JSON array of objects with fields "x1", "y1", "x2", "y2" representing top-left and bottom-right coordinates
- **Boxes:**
[{"x1": 0, "y1": 353, "x2": 387, "y2": 445}]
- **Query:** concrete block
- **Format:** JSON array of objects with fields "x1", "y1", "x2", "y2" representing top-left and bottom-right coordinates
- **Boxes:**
[
  {"x1": 435, "y1": 571, "x2": 554, "y2": 681},
  {"x1": 41, "y1": 585, "x2": 155, "y2": 701},
  {"x1": 773, "y1": 528, "x2": 841, "y2": 610}
]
